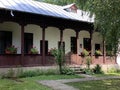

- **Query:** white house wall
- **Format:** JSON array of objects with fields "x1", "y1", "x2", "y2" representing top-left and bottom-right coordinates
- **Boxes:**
[
  {"x1": 79, "y1": 30, "x2": 90, "y2": 53},
  {"x1": 0, "y1": 22, "x2": 103, "y2": 55},
  {"x1": 93, "y1": 32, "x2": 103, "y2": 52},
  {"x1": 63, "y1": 29, "x2": 76, "y2": 54},
  {"x1": 0, "y1": 22, "x2": 21, "y2": 54},
  {"x1": 45, "y1": 27, "x2": 60, "y2": 51},
  {"x1": 25, "y1": 24, "x2": 42, "y2": 54}
]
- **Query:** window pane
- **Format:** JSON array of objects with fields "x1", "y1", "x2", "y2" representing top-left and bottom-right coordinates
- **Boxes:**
[
  {"x1": 71, "y1": 37, "x2": 77, "y2": 53},
  {"x1": 40, "y1": 40, "x2": 48, "y2": 55},
  {"x1": 83, "y1": 38, "x2": 91, "y2": 51},
  {"x1": 0, "y1": 31, "x2": 12, "y2": 54},
  {"x1": 24, "y1": 33, "x2": 33, "y2": 54}
]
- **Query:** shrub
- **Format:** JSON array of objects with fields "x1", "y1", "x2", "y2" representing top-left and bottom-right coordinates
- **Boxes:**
[
  {"x1": 83, "y1": 68, "x2": 93, "y2": 75},
  {"x1": 50, "y1": 48, "x2": 65, "y2": 74},
  {"x1": 86, "y1": 56, "x2": 92, "y2": 69},
  {"x1": 62, "y1": 66, "x2": 75, "y2": 75},
  {"x1": 18, "y1": 69, "x2": 59, "y2": 78},
  {"x1": 107, "y1": 68, "x2": 118, "y2": 73},
  {"x1": 93, "y1": 64, "x2": 103, "y2": 74},
  {"x1": 0, "y1": 68, "x2": 60, "y2": 78}
]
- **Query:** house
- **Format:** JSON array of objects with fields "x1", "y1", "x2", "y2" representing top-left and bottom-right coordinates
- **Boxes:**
[{"x1": 0, "y1": 0, "x2": 118, "y2": 68}]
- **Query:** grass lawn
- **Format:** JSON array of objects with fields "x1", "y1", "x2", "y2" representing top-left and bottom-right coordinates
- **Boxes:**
[
  {"x1": 67, "y1": 79, "x2": 120, "y2": 90},
  {"x1": 93, "y1": 72, "x2": 120, "y2": 77},
  {"x1": 0, "y1": 75, "x2": 83, "y2": 90}
]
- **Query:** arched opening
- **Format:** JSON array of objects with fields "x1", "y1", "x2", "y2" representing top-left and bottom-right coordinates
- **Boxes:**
[
  {"x1": 0, "y1": 22, "x2": 20, "y2": 54},
  {"x1": 63, "y1": 29, "x2": 76, "y2": 54}
]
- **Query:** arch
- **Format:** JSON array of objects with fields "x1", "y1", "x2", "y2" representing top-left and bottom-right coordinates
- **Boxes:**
[
  {"x1": 25, "y1": 24, "x2": 42, "y2": 53},
  {"x1": 45, "y1": 26, "x2": 60, "y2": 50},
  {"x1": 63, "y1": 29, "x2": 76, "y2": 54},
  {"x1": 92, "y1": 32, "x2": 103, "y2": 53},
  {"x1": 0, "y1": 21, "x2": 21, "y2": 53},
  {"x1": 79, "y1": 30, "x2": 90, "y2": 38}
]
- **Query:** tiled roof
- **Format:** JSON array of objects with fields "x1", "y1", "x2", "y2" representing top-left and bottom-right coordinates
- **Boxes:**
[{"x1": 0, "y1": 0, "x2": 94, "y2": 23}]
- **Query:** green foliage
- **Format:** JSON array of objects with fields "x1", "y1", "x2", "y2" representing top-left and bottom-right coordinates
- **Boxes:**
[
  {"x1": 0, "y1": 68, "x2": 15, "y2": 78},
  {"x1": 107, "y1": 68, "x2": 118, "y2": 73},
  {"x1": 29, "y1": 47, "x2": 38, "y2": 54},
  {"x1": 50, "y1": 48, "x2": 65, "y2": 74},
  {"x1": 93, "y1": 64, "x2": 103, "y2": 74},
  {"x1": 83, "y1": 68, "x2": 93, "y2": 75},
  {"x1": 0, "y1": 68, "x2": 59, "y2": 78},
  {"x1": 67, "y1": 79, "x2": 120, "y2": 90},
  {"x1": 95, "y1": 50, "x2": 102, "y2": 56},
  {"x1": 86, "y1": 0, "x2": 120, "y2": 55},
  {"x1": 81, "y1": 49, "x2": 89, "y2": 57},
  {"x1": 62, "y1": 66, "x2": 75, "y2": 75},
  {"x1": 5, "y1": 45, "x2": 17, "y2": 54},
  {"x1": 86, "y1": 56, "x2": 92, "y2": 69},
  {"x1": 17, "y1": 69, "x2": 59, "y2": 78}
]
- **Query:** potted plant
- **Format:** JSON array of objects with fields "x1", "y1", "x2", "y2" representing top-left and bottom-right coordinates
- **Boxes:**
[
  {"x1": 95, "y1": 50, "x2": 102, "y2": 58},
  {"x1": 81, "y1": 49, "x2": 89, "y2": 57},
  {"x1": 29, "y1": 47, "x2": 38, "y2": 54},
  {"x1": 5, "y1": 45, "x2": 17, "y2": 54}
]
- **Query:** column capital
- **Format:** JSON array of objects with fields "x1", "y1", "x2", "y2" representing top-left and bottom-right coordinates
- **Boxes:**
[
  {"x1": 58, "y1": 26, "x2": 65, "y2": 31},
  {"x1": 19, "y1": 22, "x2": 27, "y2": 26},
  {"x1": 40, "y1": 24, "x2": 47, "y2": 29}
]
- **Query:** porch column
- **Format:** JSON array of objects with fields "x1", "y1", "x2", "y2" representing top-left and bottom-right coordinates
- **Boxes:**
[
  {"x1": 90, "y1": 30, "x2": 93, "y2": 57},
  {"x1": 76, "y1": 31, "x2": 79, "y2": 54},
  {"x1": 60, "y1": 28, "x2": 64, "y2": 49},
  {"x1": 40, "y1": 25, "x2": 47, "y2": 65},
  {"x1": 20, "y1": 24, "x2": 25, "y2": 66},
  {"x1": 103, "y1": 37, "x2": 106, "y2": 64}
]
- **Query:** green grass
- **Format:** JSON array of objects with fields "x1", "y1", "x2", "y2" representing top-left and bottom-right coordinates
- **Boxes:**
[
  {"x1": 0, "y1": 75, "x2": 83, "y2": 90},
  {"x1": 67, "y1": 79, "x2": 120, "y2": 90},
  {"x1": 93, "y1": 72, "x2": 120, "y2": 77},
  {"x1": 0, "y1": 78, "x2": 51, "y2": 90}
]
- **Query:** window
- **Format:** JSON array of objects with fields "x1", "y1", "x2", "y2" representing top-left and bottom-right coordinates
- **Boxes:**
[
  {"x1": 95, "y1": 44, "x2": 100, "y2": 50},
  {"x1": 71, "y1": 37, "x2": 77, "y2": 53},
  {"x1": 24, "y1": 33, "x2": 33, "y2": 54},
  {"x1": 83, "y1": 38, "x2": 91, "y2": 51},
  {"x1": 58, "y1": 41, "x2": 65, "y2": 52},
  {"x1": 40, "y1": 40, "x2": 48, "y2": 55},
  {"x1": 0, "y1": 31, "x2": 12, "y2": 54}
]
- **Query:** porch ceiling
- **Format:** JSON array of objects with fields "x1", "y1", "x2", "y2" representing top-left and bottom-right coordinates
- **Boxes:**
[{"x1": 0, "y1": 9, "x2": 94, "y2": 32}]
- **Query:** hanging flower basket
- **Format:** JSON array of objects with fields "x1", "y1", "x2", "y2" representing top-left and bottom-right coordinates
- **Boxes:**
[
  {"x1": 95, "y1": 50, "x2": 102, "y2": 58},
  {"x1": 29, "y1": 47, "x2": 38, "y2": 54},
  {"x1": 81, "y1": 49, "x2": 89, "y2": 57},
  {"x1": 5, "y1": 45, "x2": 17, "y2": 54}
]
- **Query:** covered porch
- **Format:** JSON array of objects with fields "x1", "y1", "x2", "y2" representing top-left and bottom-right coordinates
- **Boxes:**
[{"x1": 0, "y1": 2, "x2": 116, "y2": 68}]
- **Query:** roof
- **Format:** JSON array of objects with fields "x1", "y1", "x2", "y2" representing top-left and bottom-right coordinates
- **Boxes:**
[
  {"x1": 0, "y1": 0, "x2": 94, "y2": 23},
  {"x1": 62, "y1": 3, "x2": 77, "y2": 9}
]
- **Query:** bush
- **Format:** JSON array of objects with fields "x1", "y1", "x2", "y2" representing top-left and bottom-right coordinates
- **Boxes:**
[
  {"x1": 18, "y1": 69, "x2": 59, "y2": 78},
  {"x1": 86, "y1": 56, "x2": 92, "y2": 69},
  {"x1": 93, "y1": 64, "x2": 103, "y2": 74},
  {"x1": 0, "y1": 68, "x2": 60, "y2": 78},
  {"x1": 61, "y1": 66, "x2": 75, "y2": 75},
  {"x1": 107, "y1": 68, "x2": 118, "y2": 73},
  {"x1": 83, "y1": 68, "x2": 93, "y2": 75}
]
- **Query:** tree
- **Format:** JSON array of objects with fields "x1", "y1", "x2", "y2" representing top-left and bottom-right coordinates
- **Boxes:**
[
  {"x1": 85, "y1": 0, "x2": 120, "y2": 56},
  {"x1": 50, "y1": 48, "x2": 65, "y2": 74}
]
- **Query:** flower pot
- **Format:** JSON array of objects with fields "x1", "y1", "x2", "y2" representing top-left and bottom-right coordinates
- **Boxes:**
[{"x1": 5, "y1": 50, "x2": 11, "y2": 54}]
